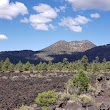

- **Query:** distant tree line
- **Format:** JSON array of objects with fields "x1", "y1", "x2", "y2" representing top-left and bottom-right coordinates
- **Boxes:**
[{"x1": 0, "y1": 56, "x2": 110, "y2": 72}]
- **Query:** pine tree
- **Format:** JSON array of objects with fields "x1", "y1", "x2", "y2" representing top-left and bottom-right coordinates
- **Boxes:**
[
  {"x1": 73, "y1": 69, "x2": 90, "y2": 94},
  {"x1": 0, "y1": 60, "x2": 3, "y2": 71},
  {"x1": 24, "y1": 61, "x2": 31, "y2": 71},
  {"x1": 29, "y1": 66, "x2": 33, "y2": 73},
  {"x1": 95, "y1": 56, "x2": 99, "y2": 63},
  {"x1": 16, "y1": 61, "x2": 23, "y2": 72},
  {"x1": 8, "y1": 64, "x2": 14, "y2": 72},
  {"x1": 37, "y1": 62, "x2": 44, "y2": 71},
  {"x1": 63, "y1": 58, "x2": 69, "y2": 65},
  {"x1": 42, "y1": 62, "x2": 47, "y2": 71},
  {"x1": 81, "y1": 55, "x2": 88, "y2": 71},
  {"x1": 103, "y1": 58, "x2": 106, "y2": 63},
  {"x1": 2, "y1": 58, "x2": 11, "y2": 72},
  {"x1": 47, "y1": 61, "x2": 53, "y2": 71},
  {"x1": 92, "y1": 61, "x2": 100, "y2": 72},
  {"x1": 56, "y1": 62, "x2": 63, "y2": 71}
]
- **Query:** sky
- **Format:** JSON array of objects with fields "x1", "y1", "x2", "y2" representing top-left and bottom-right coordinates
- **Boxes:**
[{"x1": 0, "y1": 0, "x2": 110, "y2": 51}]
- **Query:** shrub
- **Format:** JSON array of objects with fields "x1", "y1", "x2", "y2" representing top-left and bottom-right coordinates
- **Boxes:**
[
  {"x1": 88, "y1": 85, "x2": 96, "y2": 95},
  {"x1": 41, "y1": 106, "x2": 51, "y2": 110},
  {"x1": 59, "y1": 92, "x2": 70, "y2": 101},
  {"x1": 35, "y1": 90, "x2": 58, "y2": 107},
  {"x1": 79, "y1": 94, "x2": 94, "y2": 108},
  {"x1": 38, "y1": 72, "x2": 44, "y2": 78},
  {"x1": 19, "y1": 105, "x2": 34, "y2": 110},
  {"x1": 65, "y1": 79, "x2": 73, "y2": 95}
]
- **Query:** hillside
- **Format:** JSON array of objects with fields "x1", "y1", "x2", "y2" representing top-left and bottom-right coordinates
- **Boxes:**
[
  {"x1": 83, "y1": 44, "x2": 110, "y2": 62},
  {"x1": 1, "y1": 40, "x2": 110, "y2": 63},
  {"x1": 50, "y1": 44, "x2": 110, "y2": 62},
  {"x1": 42, "y1": 40, "x2": 96, "y2": 53},
  {"x1": 35, "y1": 40, "x2": 96, "y2": 61}
]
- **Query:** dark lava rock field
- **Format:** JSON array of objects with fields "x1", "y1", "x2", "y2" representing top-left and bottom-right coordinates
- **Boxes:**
[{"x1": 0, "y1": 72, "x2": 73, "y2": 110}]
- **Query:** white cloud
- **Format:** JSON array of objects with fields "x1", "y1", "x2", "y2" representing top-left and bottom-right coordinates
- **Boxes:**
[
  {"x1": 55, "y1": 6, "x2": 66, "y2": 12},
  {"x1": 33, "y1": 4, "x2": 57, "y2": 18},
  {"x1": 55, "y1": 7, "x2": 60, "y2": 12},
  {"x1": 59, "y1": 6, "x2": 66, "y2": 12},
  {"x1": 0, "y1": 0, "x2": 28, "y2": 20},
  {"x1": 67, "y1": 0, "x2": 110, "y2": 11},
  {"x1": 30, "y1": 22, "x2": 56, "y2": 31},
  {"x1": 49, "y1": 24, "x2": 57, "y2": 30},
  {"x1": 90, "y1": 13, "x2": 100, "y2": 18},
  {"x1": 0, "y1": 0, "x2": 9, "y2": 7},
  {"x1": 30, "y1": 14, "x2": 52, "y2": 24},
  {"x1": 59, "y1": 15, "x2": 90, "y2": 32},
  {"x1": 30, "y1": 4, "x2": 57, "y2": 31},
  {"x1": 31, "y1": 23, "x2": 49, "y2": 31},
  {"x1": 0, "y1": 34, "x2": 8, "y2": 40},
  {"x1": 20, "y1": 17, "x2": 29, "y2": 23}
]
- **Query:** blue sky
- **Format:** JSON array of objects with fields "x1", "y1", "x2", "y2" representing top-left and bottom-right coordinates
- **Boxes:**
[{"x1": 0, "y1": 0, "x2": 110, "y2": 51}]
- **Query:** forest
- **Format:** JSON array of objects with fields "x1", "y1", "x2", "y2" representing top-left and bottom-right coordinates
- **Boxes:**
[{"x1": 0, "y1": 55, "x2": 109, "y2": 73}]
